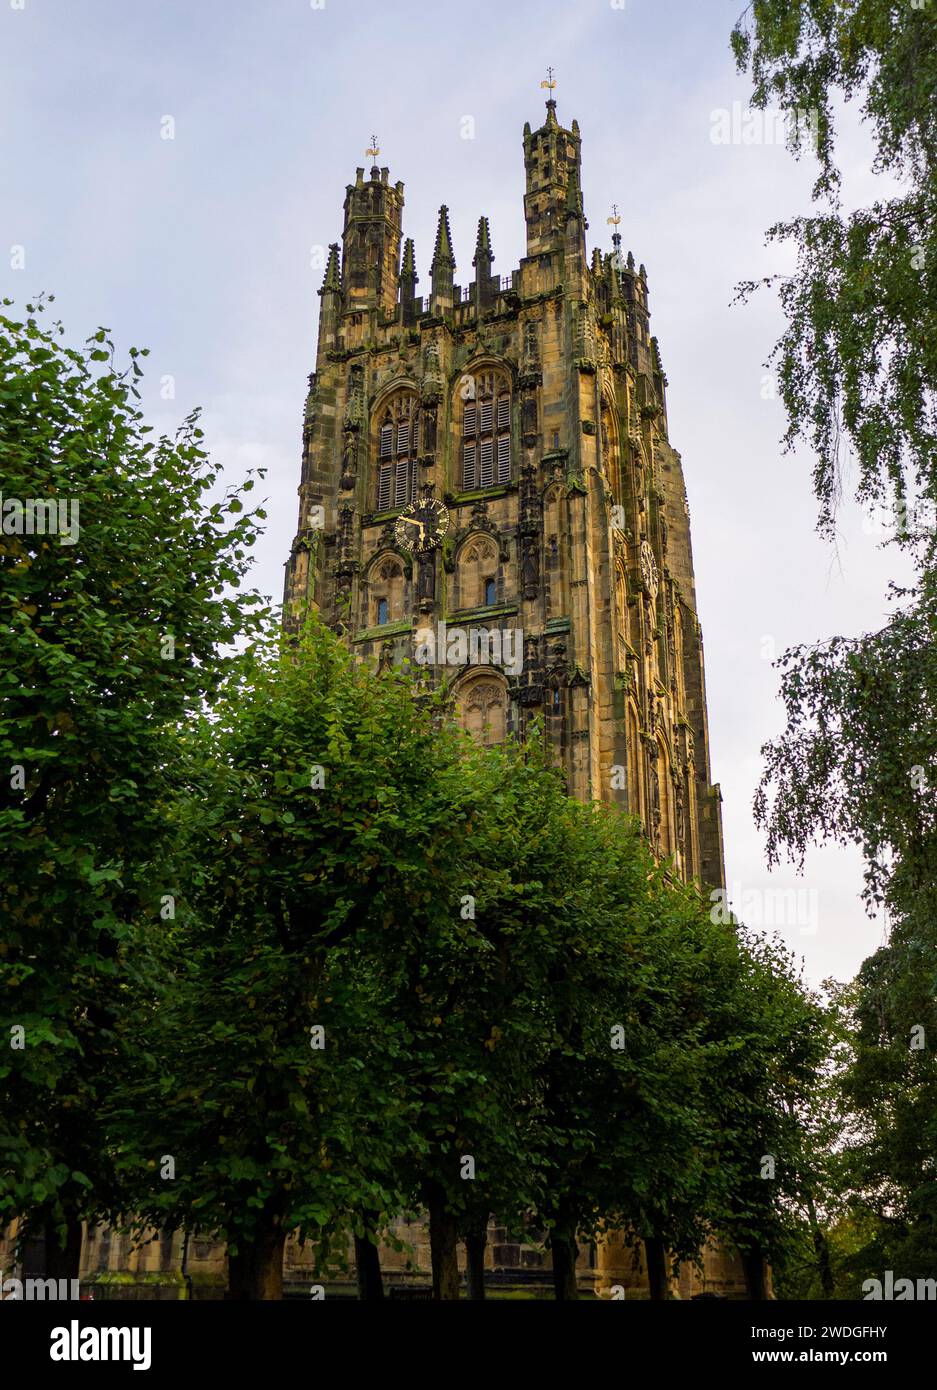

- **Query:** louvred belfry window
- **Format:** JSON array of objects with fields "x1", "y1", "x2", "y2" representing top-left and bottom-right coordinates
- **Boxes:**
[
  {"x1": 376, "y1": 393, "x2": 419, "y2": 510},
  {"x1": 460, "y1": 371, "x2": 511, "y2": 490}
]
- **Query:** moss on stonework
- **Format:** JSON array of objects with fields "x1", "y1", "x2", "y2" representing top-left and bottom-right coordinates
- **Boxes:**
[
  {"x1": 92, "y1": 1271, "x2": 186, "y2": 1286},
  {"x1": 449, "y1": 484, "x2": 512, "y2": 504},
  {"x1": 449, "y1": 602, "x2": 518, "y2": 623},
  {"x1": 354, "y1": 619, "x2": 412, "y2": 643}
]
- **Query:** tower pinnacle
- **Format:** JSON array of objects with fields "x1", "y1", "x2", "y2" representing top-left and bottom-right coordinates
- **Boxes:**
[{"x1": 431, "y1": 205, "x2": 455, "y2": 271}]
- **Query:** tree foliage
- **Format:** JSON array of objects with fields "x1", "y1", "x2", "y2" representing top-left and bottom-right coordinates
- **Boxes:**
[
  {"x1": 106, "y1": 616, "x2": 826, "y2": 1298},
  {"x1": 0, "y1": 298, "x2": 265, "y2": 1253},
  {"x1": 735, "y1": 2, "x2": 937, "y2": 1290},
  {"x1": 732, "y1": 0, "x2": 937, "y2": 533}
]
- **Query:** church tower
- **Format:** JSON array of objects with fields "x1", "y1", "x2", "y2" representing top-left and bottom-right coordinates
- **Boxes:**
[{"x1": 285, "y1": 97, "x2": 726, "y2": 893}]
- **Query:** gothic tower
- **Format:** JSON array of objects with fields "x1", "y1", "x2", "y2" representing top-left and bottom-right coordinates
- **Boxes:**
[
  {"x1": 0, "y1": 99, "x2": 741, "y2": 1304},
  {"x1": 285, "y1": 99, "x2": 726, "y2": 895},
  {"x1": 285, "y1": 101, "x2": 745, "y2": 1292}
]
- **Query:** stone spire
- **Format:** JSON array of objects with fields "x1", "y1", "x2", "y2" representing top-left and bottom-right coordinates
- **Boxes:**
[
  {"x1": 431, "y1": 205, "x2": 455, "y2": 271},
  {"x1": 316, "y1": 242, "x2": 342, "y2": 355},
  {"x1": 320, "y1": 242, "x2": 341, "y2": 294},
  {"x1": 473, "y1": 215, "x2": 493, "y2": 271},
  {"x1": 472, "y1": 215, "x2": 494, "y2": 311},
  {"x1": 398, "y1": 236, "x2": 419, "y2": 323},
  {"x1": 399, "y1": 237, "x2": 418, "y2": 294},
  {"x1": 430, "y1": 205, "x2": 455, "y2": 314}
]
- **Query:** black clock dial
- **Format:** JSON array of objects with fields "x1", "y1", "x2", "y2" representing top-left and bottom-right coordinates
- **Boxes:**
[{"x1": 395, "y1": 498, "x2": 449, "y2": 552}]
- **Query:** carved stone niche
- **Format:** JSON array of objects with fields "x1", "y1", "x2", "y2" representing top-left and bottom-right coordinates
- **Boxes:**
[
  {"x1": 521, "y1": 394, "x2": 538, "y2": 445},
  {"x1": 343, "y1": 364, "x2": 364, "y2": 432},
  {"x1": 520, "y1": 530, "x2": 539, "y2": 600},
  {"x1": 674, "y1": 772, "x2": 687, "y2": 847},
  {"x1": 422, "y1": 406, "x2": 437, "y2": 459},
  {"x1": 340, "y1": 433, "x2": 358, "y2": 491},
  {"x1": 416, "y1": 551, "x2": 436, "y2": 609}
]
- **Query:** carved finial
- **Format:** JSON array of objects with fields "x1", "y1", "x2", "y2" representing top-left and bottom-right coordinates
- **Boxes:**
[
  {"x1": 473, "y1": 216, "x2": 493, "y2": 268},
  {"x1": 320, "y1": 243, "x2": 341, "y2": 295},
  {"x1": 431, "y1": 205, "x2": 455, "y2": 270},
  {"x1": 400, "y1": 237, "x2": 417, "y2": 279}
]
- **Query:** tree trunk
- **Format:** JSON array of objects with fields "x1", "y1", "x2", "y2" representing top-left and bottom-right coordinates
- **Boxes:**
[
  {"x1": 226, "y1": 1221, "x2": 286, "y2": 1300},
  {"x1": 464, "y1": 1221, "x2": 488, "y2": 1301},
  {"x1": 551, "y1": 1233, "x2": 579, "y2": 1300},
  {"x1": 644, "y1": 1235, "x2": 669, "y2": 1300},
  {"x1": 354, "y1": 1227, "x2": 385, "y2": 1301},
  {"x1": 742, "y1": 1248, "x2": 769, "y2": 1301},
  {"x1": 425, "y1": 1181, "x2": 460, "y2": 1300},
  {"x1": 43, "y1": 1213, "x2": 83, "y2": 1285},
  {"x1": 805, "y1": 1193, "x2": 834, "y2": 1298}
]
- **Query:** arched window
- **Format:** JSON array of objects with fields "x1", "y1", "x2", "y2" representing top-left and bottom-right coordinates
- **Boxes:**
[
  {"x1": 457, "y1": 675, "x2": 507, "y2": 747},
  {"x1": 455, "y1": 534, "x2": 499, "y2": 611},
  {"x1": 601, "y1": 395, "x2": 623, "y2": 498},
  {"x1": 627, "y1": 703, "x2": 643, "y2": 822},
  {"x1": 376, "y1": 391, "x2": 419, "y2": 511},
  {"x1": 615, "y1": 561, "x2": 628, "y2": 647},
  {"x1": 460, "y1": 369, "x2": 511, "y2": 490},
  {"x1": 657, "y1": 739, "x2": 674, "y2": 858},
  {"x1": 369, "y1": 554, "x2": 406, "y2": 627},
  {"x1": 674, "y1": 605, "x2": 686, "y2": 707}
]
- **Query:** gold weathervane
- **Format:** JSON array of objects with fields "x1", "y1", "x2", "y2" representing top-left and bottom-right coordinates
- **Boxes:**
[
  {"x1": 540, "y1": 67, "x2": 556, "y2": 93},
  {"x1": 607, "y1": 203, "x2": 621, "y2": 228},
  {"x1": 365, "y1": 133, "x2": 380, "y2": 161}
]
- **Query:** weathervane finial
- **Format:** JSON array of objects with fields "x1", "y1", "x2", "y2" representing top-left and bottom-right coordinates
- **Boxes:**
[
  {"x1": 540, "y1": 67, "x2": 556, "y2": 94},
  {"x1": 365, "y1": 133, "x2": 380, "y2": 161}
]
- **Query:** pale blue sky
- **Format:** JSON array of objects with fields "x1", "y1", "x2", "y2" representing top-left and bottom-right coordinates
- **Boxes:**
[{"x1": 1, "y1": 0, "x2": 902, "y2": 985}]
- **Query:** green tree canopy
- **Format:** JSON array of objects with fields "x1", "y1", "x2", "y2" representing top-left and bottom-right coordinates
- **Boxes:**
[{"x1": 0, "y1": 299, "x2": 265, "y2": 1269}]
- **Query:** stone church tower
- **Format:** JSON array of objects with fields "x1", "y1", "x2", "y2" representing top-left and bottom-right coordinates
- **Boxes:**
[
  {"x1": 1, "y1": 98, "x2": 742, "y2": 1301},
  {"x1": 283, "y1": 97, "x2": 747, "y2": 1295},
  {"x1": 285, "y1": 96, "x2": 726, "y2": 891}
]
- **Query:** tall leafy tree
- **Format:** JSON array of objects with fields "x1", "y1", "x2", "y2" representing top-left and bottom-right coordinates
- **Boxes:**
[
  {"x1": 529, "y1": 830, "x2": 827, "y2": 1300},
  {"x1": 109, "y1": 618, "x2": 482, "y2": 1298},
  {"x1": 732, "y1": 0, "x2": 936, "y2": 531},
  {"x1": 0, "y1": 299, "x2": 264, "y2": 1277},
  {"x1": 735, "y1": 2, "x2": 937, "y2": 1284}
]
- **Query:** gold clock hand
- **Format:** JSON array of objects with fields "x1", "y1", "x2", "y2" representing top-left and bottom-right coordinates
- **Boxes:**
[{"x1": 398, "y1": 516, "x2": 426, "y2": 546}]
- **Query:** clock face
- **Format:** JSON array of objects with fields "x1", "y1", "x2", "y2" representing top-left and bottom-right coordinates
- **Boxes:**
[
  {"x1": 395, "y1": 497, "x2": 450, "y2": 553},
  {"x1": 639, "y1": 540, "x2": 659, "y2": 599}
]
